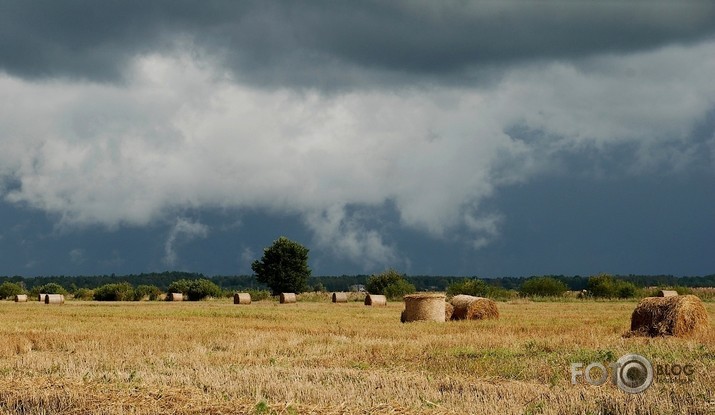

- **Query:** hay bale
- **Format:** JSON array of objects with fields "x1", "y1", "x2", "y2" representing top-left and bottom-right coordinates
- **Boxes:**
[
  {"x1": 630, "y1": 295, "x2": 708, "y2": 337},
  {"x1": 364, "y1": 294, "x2": 387, "y2": 306},
  {"x1": 38, "y1": 293, "x2": 47, "y2": 302},
  {"x1": 331, "y1": 292, "x2": 348, "y2": 303},
  {"x1": 234, "y1": 292, "x2": 251, "y2": 305},
  {"x1": 402, "y1": 293, "x2": 446, "y2": 323},
  {"x1": 450, "y1": 295, "x2": 499, "y2": 320},
  {"x1": 44, "y1": 294, "x2": 64, "y2": 304},
  {"x1": 445, "y1": 302, "x2": 454, "y2": 321},
  {"x1": 280, "y1": 293, "x2": 296, "y2": 304},
  {"x1": 14, "y1": 294, "x2": 28, "y2": 303},
  {"x1": 657, "y1": 290, "x2": 678, "y2": 297},
  {"x1": 167, "y1": 292, "x2": 183, "y2": 301}
]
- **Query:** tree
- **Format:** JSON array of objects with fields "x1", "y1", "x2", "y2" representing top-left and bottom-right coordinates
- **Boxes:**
[
  {"x1": 251, "y1": 236, "x2": 311, "y2": 295},
  {"x1": 0, "y1": 281, "x2": 24, "y2": 299},
  {"x1": 31, "y1": 283, "x2": 68, "y2": 296},
  {"x1": 93, "y1": 282, "x2": 135, "y2": 301},
  {"x1": 520, "y1": 276, "x2": 568, "y2": 297},
  {"x1": 366, "y1": 269, "x2": 415, "y2": 300},
  {"x1": 587, "y1": 274, "x2": 638, "y2": 299}
]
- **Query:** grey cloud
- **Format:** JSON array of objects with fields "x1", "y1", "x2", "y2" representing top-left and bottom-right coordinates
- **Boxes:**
[{"x1": 1, "y1": 1, "x2": 714, "y2": 88}]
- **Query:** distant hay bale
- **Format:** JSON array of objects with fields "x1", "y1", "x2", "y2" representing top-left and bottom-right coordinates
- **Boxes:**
[
  {"x1": 38, "y1": 293, "x2": 47, "y2": 302},
  {"x1": 445, "y1": 302, "x2": 454, "y2": 321},
  {"x1": 44, "y1": 294, "x2": 64, "y2": 305},
  {"x1": 450, "y1": 295, "x2": 499, "y2": 320},
  {"x1": 364, "y1": 294, "x2": 387, "y2": 306},
  {"x1": 234, "y1": 293, "x2": 251, "y2": 305},
  {"x1": 14, "y1": 294, "x2": 28, "y2": 303},
  {"x1": 630, "y1": 295, "x2": 708, "y2": 337},
  {"x1": 331, "y1": 292, "x2": 348, "y2": 303},
  {"x1": 402, "y1": 293, "x2": 446, "y2": 323},
  {"x1": 657, "y1": 290, "x2": 678, "y2": 297},
  {"x1": 280, "y1": 293, "x2": 296, "y2": 304},
  {"x1": 167, "y1": 292, "x2": 183, "y2": 301}
]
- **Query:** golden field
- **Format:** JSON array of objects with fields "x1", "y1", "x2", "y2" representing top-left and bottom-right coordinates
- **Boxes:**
[{"x1": 0, "y1": 297, "x2": 713, "y2": 414}]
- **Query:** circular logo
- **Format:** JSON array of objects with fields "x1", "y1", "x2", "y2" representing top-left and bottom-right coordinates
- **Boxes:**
[{"x1": 615, "y1": 354, "x2": 653, "y2": 394}]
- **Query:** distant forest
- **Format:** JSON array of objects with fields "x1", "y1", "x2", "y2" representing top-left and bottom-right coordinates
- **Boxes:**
[{"x1": 1, "y1": 271, "x2": 714, "y2": 292}]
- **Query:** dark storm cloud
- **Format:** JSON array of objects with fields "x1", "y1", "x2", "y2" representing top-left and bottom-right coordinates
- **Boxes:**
[{"x1": 1, "y1": 1, "x2": 714, "y2": 87}]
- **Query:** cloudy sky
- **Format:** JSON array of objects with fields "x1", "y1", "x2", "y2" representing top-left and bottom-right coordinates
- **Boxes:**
[{"x1": 1, "y1": 1, "x2": 714, "y2": 277}]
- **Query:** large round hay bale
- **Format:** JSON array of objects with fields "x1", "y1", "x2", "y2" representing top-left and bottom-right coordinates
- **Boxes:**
[
  {"x1": 167, "y1": 292, "x2": 183, "y2": 301},
  {"x1": 630, "y1": 295, "x2": 708, "y2": 337},
  {"x1": 657, "y1": 290, "x2": 678, "y2": 297},
  {"x1": 234, "y1": 292, "x2": 251, "y2": 305},
  {"x1": 402, "y1": 293, "x2": 446, "y2": 323},
  {"x1": 364, "y1": 294, "x2": 387, "y2": 306},
  {"x1": 280, "y1": 293, "x2": 296, "y2": 304},
  {"x1": 450, "y1": 295, "x2": 499, "y2": 320},
  {"x1": 14, "y1": 294, "x2": 28, "y2": 303},
  {"x1": 44, "y1": 294, "x2": 65, "y2": 304},
  {"x1": 445, "y1": 302, "x2": 454, "y2": 321},
  {"x1": 38, "y1": 293, "x2": 47, "y2": 302},
  {"x1": 331, "y1": 292, "x2": 348, "y2": 303}
]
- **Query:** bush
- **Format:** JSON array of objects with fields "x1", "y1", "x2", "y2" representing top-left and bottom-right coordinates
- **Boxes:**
[
  {"x1": 587, "y1": 274, "x2": 638, "y2": 299},
  {"x1": 446, "y1": 279, "x2": 490, "y2": 297},
  {"x1": 93, "y1": 282, "x2": 135, "y2": 301},
  {"x1": 0, "y1": 281, "x2": 25, "y2": 299},
  {"x1": 366, "y1": 269, "x2": 415, "y2": 300},
  {"x1": 73, "y1": 288, "x2": 95, "y2": 301},
  {"x1": 246, "y1": 289, "x2": 271, "y2": 302},
  {"x1": 168, "y1": 278, "x2": 222, "y2": 301},
  {"x1": 134, "y1": 285, "x2": 163, "y2": 301},
  {"x1": 520, "y1": 277, "x2": 568, "y2": 297},
  {"x1": 31, "y1": 283, "x2": 68, "y2": 296}
]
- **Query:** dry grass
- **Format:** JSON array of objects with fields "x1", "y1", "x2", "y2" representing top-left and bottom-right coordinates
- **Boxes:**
[
  {"x1": 450, "y1": 295, "x2": 499, "y2": 320},
  {"x1": 0, "y1": 300, "x2": 713, "y2": 414}
]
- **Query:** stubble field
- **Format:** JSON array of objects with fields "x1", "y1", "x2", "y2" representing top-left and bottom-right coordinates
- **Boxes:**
[{"x1": 0, "y1": 298, "x2": 713, "y2": 414}]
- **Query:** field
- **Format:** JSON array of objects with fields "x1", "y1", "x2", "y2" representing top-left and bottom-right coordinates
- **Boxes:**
[{"x1": 0, "y1": 297, "x2": 713, "y2": 414}]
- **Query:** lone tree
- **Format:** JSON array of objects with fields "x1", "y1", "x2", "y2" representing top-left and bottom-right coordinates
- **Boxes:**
[{"x1": 251, "y1": 236, "x2": 311, "y2": 295}]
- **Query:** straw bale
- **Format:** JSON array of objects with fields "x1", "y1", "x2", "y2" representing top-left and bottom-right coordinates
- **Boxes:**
[
  {"x1": 234, "y1": 293, "x2": 251, "y2": 305},
  {"x1": 364, "y1": 294, "x2": 387, "y2": 306},
  {"x1": 657, "y1": 290, "x2": 678, "y2": 297},
  {"x1": 630, "y1": 295, "x2": 708, "y2": 337},
  {"x1": 450, "y1": 295, "x2": 499, "y2": 320},
  {"x1": 402, "y1": 293, "x2": 446, "y2": 322},
  {"x1": 14, "y1": 294, "x2": 28, "y2": 303},
  {"x1": 44, "y1": 294, "x2": 65, "y2": 304},
  {"x1": 167, "y1": 292, "x2": 183, "y2": 301},
  {"x1": 280, "y1": 292, "x2": 296, "y2": 304},
  {"x1": 332, "y1": 292, "x2": 348, "y2": 303}
]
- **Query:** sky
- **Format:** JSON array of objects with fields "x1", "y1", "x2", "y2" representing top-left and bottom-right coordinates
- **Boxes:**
[{"x1": 0, "y1": 1, "x2": 714, "y2": 278}]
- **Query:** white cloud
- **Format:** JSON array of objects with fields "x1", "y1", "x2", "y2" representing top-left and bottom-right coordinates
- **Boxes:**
[
  {"x1": 163, "y1": 218, "x2": 209, "y2": 267},
  {"x1": 1, "y1": 41, "x2": 714, "y2": 268}
]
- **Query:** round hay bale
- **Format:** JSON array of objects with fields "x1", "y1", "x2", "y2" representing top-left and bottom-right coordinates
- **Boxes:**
[
  {"x1": 38, "y1": 293, "x2": 47, "y2": 302},
  {"x1": 167, "y1": 292, "x2": 183, "y2": 301},
  {"x1": 44, "y1": 294, "x2": 65, "y2": 304},
  {"x1": 630, "y1": 295, "x2": 708, "y2": 337},
  {"x1": 402, "y1": 293, "x2": 446, "y2": 323},
  {"x1": 280, "y1": 293, "x2": 296, "y2": 304},
  {"x1": 14, "y1": 294, "x2": 28, "y2": 303},
  {"x1": 450, "y1": 295, "x2": 499, "y2": 320},
  {"x1": 364, "y1": 294, "x2": 387, "y2": 306},
  {"x1": 445, "y1": 302, "x2": 454, "y2": 321},
  {"x1": 657, "y1": 290, "x2": 678, "y2": 297},
  {"x1": 234, "y1": 292, "x2": 251, "y2": 305},
  {"x1": 331, "y1": 292, "x2": 348, "y2": 303}
]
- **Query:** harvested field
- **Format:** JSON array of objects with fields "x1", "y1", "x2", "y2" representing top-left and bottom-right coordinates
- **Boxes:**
[{"x1": 0, "y1": 300, "x2": 712, "y2": 414}]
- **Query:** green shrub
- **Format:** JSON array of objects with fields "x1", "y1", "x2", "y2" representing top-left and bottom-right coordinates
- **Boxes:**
[
  {"x1": 246, "y1": 289, "x2": 272, "y2": 301},
  {"x1": 0, "y1": 281, "x2": 25, "y2": 299},
  {"x1": 446, "y1": 278, "x2": 490, "y2": 297},
  {"x1": 72, "y1": 288, "x2": 95, "y2": 300},
  {"x1": 168, "y1": 278, "x2": 222, "y2": 301},
  {"x1": 520, "y1": 277, "x2": 568, "y2": 297},
  {"x1": 134, "y1": 285, "x2": 163, "y2": 301},
  {"x1": 366, "y1": 269, "x2": 415, "y2": 300},
  {"x1": 93, "y1": 282, "x2": 135, "y2": 301},
  {"x1": 587, "y1": 274, "x2": 638, "y2": 299},
  {"x1": 30, "y1": 283, "x2": 68, "y2": 296}
]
